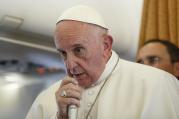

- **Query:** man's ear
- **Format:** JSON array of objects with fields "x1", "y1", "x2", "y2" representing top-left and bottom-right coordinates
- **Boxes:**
[
  {"x1": 173, "y1": 61, "x2": 179, "y2": 78},
  {"x1": 102, "y1": 34, "x2": 113, "y2": 61},
  {"x1": 103, "y1": 34, "x2": 113, "y2": 52}
]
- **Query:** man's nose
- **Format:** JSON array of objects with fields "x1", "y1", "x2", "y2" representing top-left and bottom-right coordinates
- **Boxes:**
[{"x1": 65, "y1": 55, "x2": 78, "y2": 72}]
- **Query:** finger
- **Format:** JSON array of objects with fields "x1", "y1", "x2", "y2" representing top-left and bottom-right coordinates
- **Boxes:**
[
  {"x1": 63, "y1": 97, "x2": 81, "y2": 107},
  {"x1": 56, "y1": 84, "x2": 83, "y2": 102},
  {"x1": 62, "y1": 88, "x2": 82, "y2": 100},
  {"x1": 55, "y1": 94, "x2": 80, "y2": 116},
  {"x1": 55, "y1": 88, "x2": 81, "y2": 108},
  {"x1": 60, "y1": 76, "x2": 78, "y2": 86},
  {"x1": 55, "y1": 91, "x2": 68, "y2": 117},
  {"x1": 62, "y1": 82, "x2": 83, "y2": 94}
]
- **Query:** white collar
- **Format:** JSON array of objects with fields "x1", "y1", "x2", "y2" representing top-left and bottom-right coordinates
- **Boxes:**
[{"x1": 91, "y1": 50, "x2": 119, "y2": 87}]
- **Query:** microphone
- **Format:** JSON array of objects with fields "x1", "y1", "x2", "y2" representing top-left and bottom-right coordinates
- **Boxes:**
[{"x1": 68, "y1": 105, "x2": 77, "y2": 119}]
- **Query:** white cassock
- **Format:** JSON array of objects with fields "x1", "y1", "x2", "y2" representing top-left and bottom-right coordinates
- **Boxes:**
[{"x1": 26, "y1": 51, "x2": 179, "y2": 119}]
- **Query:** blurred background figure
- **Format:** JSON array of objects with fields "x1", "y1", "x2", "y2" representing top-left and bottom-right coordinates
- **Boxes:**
[{"x1": 137, "y1": 39, "x2": 179, "y2": 80}]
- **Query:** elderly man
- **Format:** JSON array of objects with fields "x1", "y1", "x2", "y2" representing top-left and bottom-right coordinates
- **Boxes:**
[
  {"x1": 137, "y1": 39, "x2": 179, "y2": 79},
  {"x1": 26, "y1": 5, "x2": 179, "y2": 119}
]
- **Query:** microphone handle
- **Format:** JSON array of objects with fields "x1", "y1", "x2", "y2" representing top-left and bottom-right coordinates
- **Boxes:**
[{"x1": 68, "y1": 105, "x2": 77, "y2": 119}]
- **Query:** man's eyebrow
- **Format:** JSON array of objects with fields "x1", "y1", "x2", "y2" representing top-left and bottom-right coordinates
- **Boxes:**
[
  {"x1": 72, "y1": 44, "x2": 83, "y2": 48},
  {"x1": 56, "y1": 44, "x2": 84, "y2": 52},
  {"x1": 146, "y1": 55, "x2": 159, "y2": 58}
]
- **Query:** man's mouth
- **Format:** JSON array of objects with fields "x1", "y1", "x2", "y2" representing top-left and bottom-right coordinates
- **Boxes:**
[{"x1": 73, "y1": 72, "x2": 85, "y2": 78}]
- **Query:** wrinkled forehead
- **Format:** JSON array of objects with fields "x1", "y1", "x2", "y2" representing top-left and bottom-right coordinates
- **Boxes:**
[
  {"x1": 54, "y1": 20, "x2": 104, "y2": 48},
  {"x1": 138, "y1": 43, "x2": 170, "y2": 58},
  {"x1": 55, "y1": 21, "x2": 97, "y2": 39},
  {"x1": 55, "y1": 21, "x2": 89, "y2": 39}
]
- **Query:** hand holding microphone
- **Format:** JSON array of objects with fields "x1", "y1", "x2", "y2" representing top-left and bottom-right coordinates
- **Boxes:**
[
  {"x1": 56, "y1": 77, "x2": 82, "y2": 119},
  {"x1": 60, "y1": 92, "x2": 77, "y2": 119}
]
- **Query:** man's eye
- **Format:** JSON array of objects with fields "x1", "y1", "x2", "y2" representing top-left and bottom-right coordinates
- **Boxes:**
[
  {"x1": 137, "y1": 60, "x2": 144, "y2": 64},
  {"x1": 148, "y1": 56, "x2": 160, "y2": 64},
  {"x1": 75, "y1": 47, "x2": 82, "y2": 53},
  {"x1": 59, "y1": 51, "x2": 67, "y2": 60},
  {"x1": 74, "y1": 47, "x2": 86, "y2": 57}
]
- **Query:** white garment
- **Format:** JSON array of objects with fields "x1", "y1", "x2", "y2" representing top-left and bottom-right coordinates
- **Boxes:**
[{"x1": 26, "y1": 51, "x2": 179, "y2": 119}]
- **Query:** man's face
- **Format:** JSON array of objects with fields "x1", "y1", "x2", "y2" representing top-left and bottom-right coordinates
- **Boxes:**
[
  {"x1": 137, "y1": 42, "x2": 174, "y2": 74},
  {"x1": 54, "y1": 21, "x2": 109, "y2": 88}
]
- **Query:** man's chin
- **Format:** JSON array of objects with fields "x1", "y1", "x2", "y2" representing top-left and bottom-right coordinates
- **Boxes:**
[{"x1": 77, "y1": 79, "x2": 92, "y2": 88}]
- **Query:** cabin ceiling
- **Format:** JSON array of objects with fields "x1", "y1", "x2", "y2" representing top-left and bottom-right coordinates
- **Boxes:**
[{"x1": 0, "y1": 0, "x2": 143, "y2": 60}]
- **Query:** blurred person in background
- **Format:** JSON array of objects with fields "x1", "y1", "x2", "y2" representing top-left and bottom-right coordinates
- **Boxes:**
[{"x1": 137, "y1": 39, "x2": 179, "y2": 80}]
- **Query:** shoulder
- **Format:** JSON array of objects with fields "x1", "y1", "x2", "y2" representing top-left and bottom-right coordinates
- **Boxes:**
[
  {"x1": 115, "y1": 58, "x2": 178, "y2": 84},
  {"x1": 25, "y1": 80, "x2": 63, "y2": 119},
  {"x1": 111, "y1": 58, "x2": 179, "y2": 99},
  {"x1": 29, "y1": 79, "x2": 62, "y2": 109}
]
